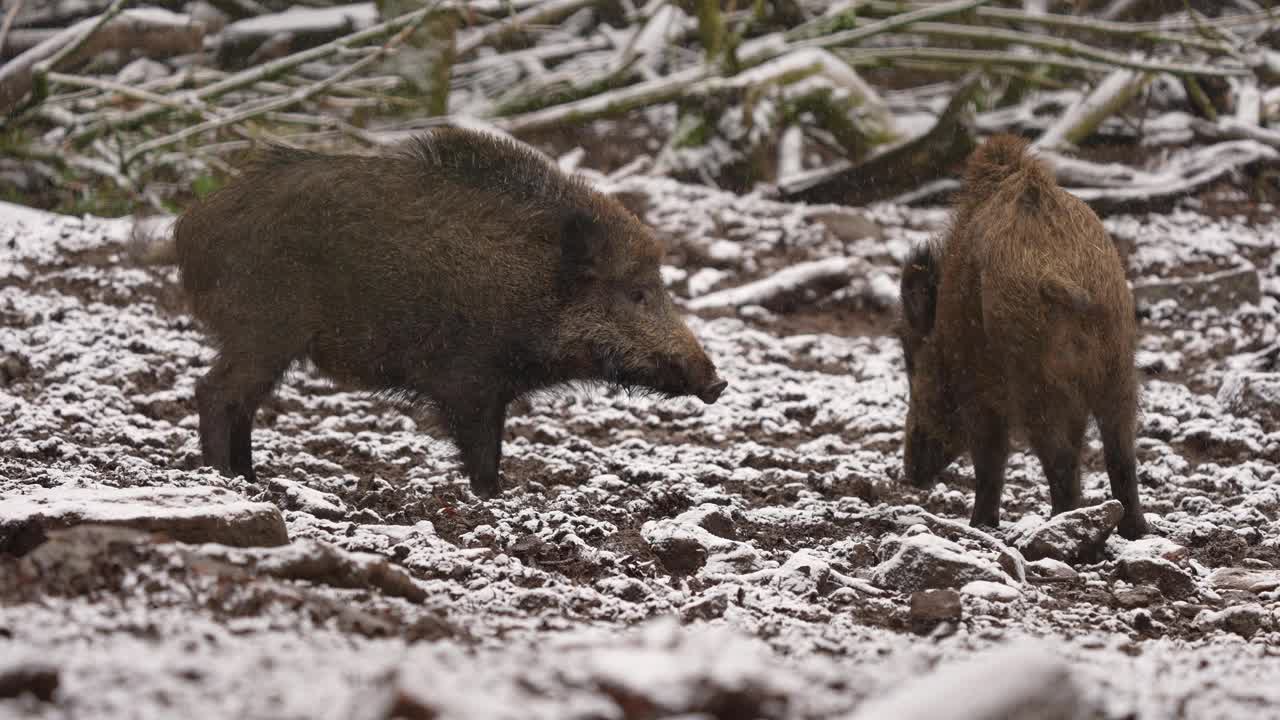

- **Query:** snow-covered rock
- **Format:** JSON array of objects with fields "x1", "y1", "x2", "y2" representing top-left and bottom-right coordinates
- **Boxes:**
[
  {"x1": 0, "y1": 486, "x2": 288, "y2": 555},
  {"x1": 1012, "y1": 501, "x2": 1124, "y2": 564},
  {"x1": 870, "y1": 534, "x2": 1012, "y2": 592}
]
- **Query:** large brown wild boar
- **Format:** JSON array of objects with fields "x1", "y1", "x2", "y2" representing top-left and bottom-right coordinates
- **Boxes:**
[
  {"x1": 897, "y1": 134, "x2": 1147, "y2": 539},
  {"x1": 174, "y1": 127, "x2": 727, "y2": 498}
]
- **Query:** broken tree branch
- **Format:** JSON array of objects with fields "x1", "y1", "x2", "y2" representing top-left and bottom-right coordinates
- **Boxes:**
[{"x1": 123, "y1": 12, "x2": 426, "y2": 166}]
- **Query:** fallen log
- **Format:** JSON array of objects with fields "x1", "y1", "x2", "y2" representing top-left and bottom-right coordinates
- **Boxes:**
[
  {"x1": 0, "y1": 7, "x2": 205, "y2": 116},
  {"x1": 686, "y1": 256, "x2": 860, "y2": 312},
  {"x1": 1050, "y1": 139, "x2": 1279, "y2": 211},
  {"x1": 779, "y1": 73, "x2": 980, "y2": 206}
]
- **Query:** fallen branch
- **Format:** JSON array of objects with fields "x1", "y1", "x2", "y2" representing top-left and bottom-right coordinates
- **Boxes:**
[
  {"x1": 1048, "y1": 139, "x2": 1279, "y2": 211},
  {"x1": 124, "y1": 13, "x2": 426, "y2": 166},
  {"x1": 1034, "y1": 68, "x2": 1152, "y2": 150},
  {"x1": 687, "y1": 256, "x2": 860, "y2": 312},
  {"x1": 892, "y1": 21, "x2": 1248, "y2": 77},
  {"x1": 0, "y1": 6, "x2": 204, "y2": 116},
  {"x1": 781, "y1": 73, "x2": 981, "y2": 205},
  {"x1": 0, "y1": 0, "x2": 23, "y2": 59},
  {"x1": 69, "y1": 3, "x2": 438, "y2": 146}
]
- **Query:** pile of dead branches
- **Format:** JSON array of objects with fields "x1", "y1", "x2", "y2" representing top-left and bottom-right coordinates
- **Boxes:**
[{"x1": 0, "y1": 0, "x2": 1277, "y2": 213}]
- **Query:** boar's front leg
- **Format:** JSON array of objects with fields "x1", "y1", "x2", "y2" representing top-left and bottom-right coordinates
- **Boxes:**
[
  {"x1": 443, "y1": 394, "x2": 507, "y2": 499},
  {"x1": 969, "y1": 408, "x2": 1010, "y2": 529},
  {"x1": 195, "y1": 352, "x2": 287, "y2": 482}
]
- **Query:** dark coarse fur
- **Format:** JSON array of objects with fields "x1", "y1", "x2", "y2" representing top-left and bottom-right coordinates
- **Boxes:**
[
  {"x1": 898, "y1": 134, "x2": 1147, "y2": 539},
  {"x1": 174, "y1": 127, "x2": 726, "y2": 498}
]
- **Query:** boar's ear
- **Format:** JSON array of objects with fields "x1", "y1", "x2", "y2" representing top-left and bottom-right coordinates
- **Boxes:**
[
  {"x1": 901, "y1": 242, "x2": 940, "y2": 334},
  {"x1": 559, "y1": 209, "x2": 602, "y2": 288}
]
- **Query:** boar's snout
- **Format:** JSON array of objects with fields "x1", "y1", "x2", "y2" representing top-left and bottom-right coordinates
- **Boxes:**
[{"x1": 698, "y1": 378, "x2": 728, "y2": 404}]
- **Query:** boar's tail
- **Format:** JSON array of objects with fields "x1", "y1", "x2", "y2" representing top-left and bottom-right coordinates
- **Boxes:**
[
  {"x1": 1040, "y1": 276, "x2": 1099, "y2": 315},
  {"x1": 963, "y1": 134, "x2": 1053, "y2": 206}
]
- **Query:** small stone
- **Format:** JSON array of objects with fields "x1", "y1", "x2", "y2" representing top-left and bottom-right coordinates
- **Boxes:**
[
  {"x1": 1117, "y1": 537, "x2": 1189, "y2": 564},
  {"x1": 1013, "y1": 501, "x2": 1124, "y2": 564},
  {"x1": 0, "y1": 351, "x2": 30, "y2": 386},
  {"x1": 961, "y1": 580, "x2": 1021, "y2": 603},
  {"x1": 1216, "y1": 372, "x2": 1280, "y2": 428},
  {"x1": 680, "y1": 591, "x2": 731, "y2": 622},
  {"x1": 0, "y1": 486, "x2": 289, "y2": 556},
  {"x1": 847, "y1": 641, "x2": 1084, "y2": 720},
  {"x1": 1118, "y1": 557, "x2": 1195, "y2": 599},
  {"x1": 1026, "y1": 558, "x2": 1079, "y2": 584},
  {"x1": 0, "y1": 660, "x2": 59, "y2": 701},
  {"x1": 870, "y1": 534, "x2": 1011, "y2": 592},
  {"x1": 1113, "y1": 584, "x2": 1163, "y2": 608},
  {"x1": 910, "y1": 588, "x2": 962, "y2": 630},
  {"x1": 809, "y1": 208, "x2": 882, "y2": 243},
  {"x1": 1195, "y1": 604, "x2": 1271, "y2": 638},
  {"x1": 1206, "y1": 567, "x2": 1280, "y2": 594}
]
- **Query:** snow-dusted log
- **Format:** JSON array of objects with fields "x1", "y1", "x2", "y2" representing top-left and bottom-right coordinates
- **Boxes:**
[
  {"x1": 780, "y1": 72, "x2": 979, "y2": 206},
  {"x1": 686, "y1": 256, "x2": 859, "y2": 312},
  {"x1": 217, "y1": 3, "x2": 379, "y2": 68},
  {"x1": 1045, "y1": 139, "x2": 1279, "y2": 211},
  {"x1": 1034, "y1": 68, "x2": 1152, "y2": 150},
  {"x1": 0, "y1": 7, "x2": 204, "y2": 115},
  {"x1": 848, "y1": 642, "x2": 1085, "y2": 720}
]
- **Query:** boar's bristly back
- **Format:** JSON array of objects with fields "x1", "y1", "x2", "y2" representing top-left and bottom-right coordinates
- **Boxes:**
[{"x1": 959, "y1": 134, "x2": 1053, "y2": 212}]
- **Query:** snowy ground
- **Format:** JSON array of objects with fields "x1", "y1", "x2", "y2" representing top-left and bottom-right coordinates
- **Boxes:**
[{"x1": 2, "y1": 169, "x2": 1280, "y2": 719}]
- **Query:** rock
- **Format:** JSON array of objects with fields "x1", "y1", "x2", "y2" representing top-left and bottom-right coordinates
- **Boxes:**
[
  {"x1": 642, "y1": 509, "x2": 743, "y2": 577},
  {"x1": 0, "y1": 486, "x2": 289, "y2": 556},
  {"x1": 808, "y1": 208, "x2": 883, "y2": 243},
  {"x1": 0, "y1": 351, "x2": 30, "y2": 386},
  {"x1": 910, "y1": 589, "x2": 962, "y2": 627},
  {"x1": 269, "y1": 477, "x2": 348, "y2": 520},
  {"x1": 596, "y1": 576, "x2": 652, "y2": 603},
  {"x1": 1132, "y1": 266, "x2": 1261, "y2": 314},
  {"x1": 870, "y1": 534, "x2": 1011, "y2": 592},
  {"x1": 961, "y1": 580, "x2": 1021, "y2": 603},
  {"x1": 1118, "y1": 557, "x2": 1195, "y2": 599},
  {"x1": 200, "y1": 539, "x2": 428, "y2": 603},
  {"x1": 848, "y1": 642, "x2": 1086, "y2": 720},
  {"x1": 1113, "y1": 584, "x2": 1163, "y2": 608},
  {"x1": 1195, "y1": 604, "x2": 1271, "y2": 638},
  {"x1": 1117, "y1": 536, "x2": 1190, "y2": 564},
  {"x1": 1206, "y1": 567, "x2": 1280, "y2": 594},
  {"x1": 0, "y1": 660, "x2": 59, "y2": 701},
  {"x1": 1013, "y1": 501, "x2": 1124, "y2": 564},
  {"x1": 1026, "y1": 558, "x2": 1079, "y2": 584},
  {"x1": 681, "y1": 590, "x2": 731, "y2": 622},
  {"x1": 1216, "y1": 372, "x2": 1280, "y2": 428}
]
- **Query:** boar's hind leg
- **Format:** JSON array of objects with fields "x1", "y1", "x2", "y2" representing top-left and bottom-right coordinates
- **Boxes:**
[
  {"x1": 969, "y1": 409, "x2": 1010, "y2": 529},
  {"x1": 444, "y1": 395, "x2": 507, "y2": 499},
  {"x1": 195, "y1": 352, "x2": 289, "y2": 482},
  {"x1": 1029, "y1": 405, "x2": 1087, "y2": 517},
  {"x1": 1097, "y1": 400, "x2": 1147, "y2": 539}
]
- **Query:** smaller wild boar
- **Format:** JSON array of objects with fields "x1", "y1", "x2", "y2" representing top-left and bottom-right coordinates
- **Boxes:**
[
  {"x1": 174, "y1": 127, "x2": 727, "y2": 498},
  {"x1": 897, "y1": 134, "x2": 1147, "y2": 539}
]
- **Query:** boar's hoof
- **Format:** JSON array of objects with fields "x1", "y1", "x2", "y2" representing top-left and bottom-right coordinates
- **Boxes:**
[
  {"x1": 698, "y1": 379, "x2": 728, "y2": 404},
  {"x1": 470, "y1": 477, "x2": 503, "y2": 500},
  {"x1": 1118, "y1": 513, "x2": 1148, "y2": 540}
]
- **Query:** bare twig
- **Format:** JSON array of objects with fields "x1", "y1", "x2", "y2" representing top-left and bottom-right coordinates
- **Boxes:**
[
  {"x1": 124, "y1": 13, "x2": 426, "y2": 165},
  {"x1": 892, "y1": 21, "x2": 1248, "y2": 77},
  {"x1": 0, "y1": 0, "x2": 24, "y2": 59},
  {"x1": 26, "y1": 0, "x2": 132, "y2": 111},
  {"x1": 71, "y1": 4, "x2": 438, "y2": 145},
  {"x1": 792, "y1": 0, "x2": 991, "y2": 51}
]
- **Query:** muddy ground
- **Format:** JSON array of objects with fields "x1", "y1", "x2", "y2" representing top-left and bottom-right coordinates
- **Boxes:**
[{"x1": 1, "y1": 150, "x2": 1279, "y2": 718}]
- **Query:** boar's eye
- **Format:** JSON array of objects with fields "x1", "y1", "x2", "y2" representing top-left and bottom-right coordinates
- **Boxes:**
[{"x1": 628, "y1": 287, "x2": 647, "y2": 305}]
